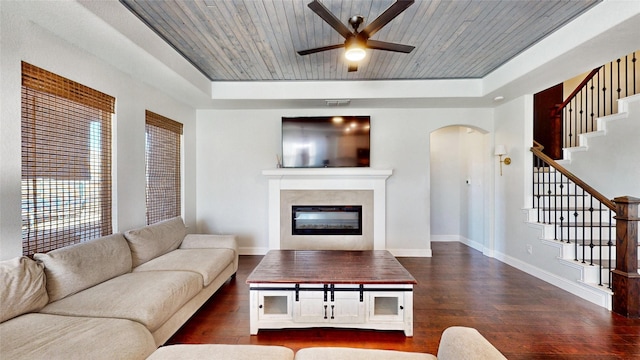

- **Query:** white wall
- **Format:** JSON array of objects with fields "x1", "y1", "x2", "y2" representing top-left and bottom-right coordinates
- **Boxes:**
[
  {"x1": 492, "y1": 96, "x2": 589, "y2": 290},
  {"x1": 0, "y1": 1, "x2": 200, "y2": 260},
  {"x1": 430, "y1": 127, "x2": 462, "y2": 237},
  {"x1": 562, "y1": 95, "x2": 640, "y2": 199},
  {"x1": 196, "y1": 108, "x2": 493, "y2": 255}
]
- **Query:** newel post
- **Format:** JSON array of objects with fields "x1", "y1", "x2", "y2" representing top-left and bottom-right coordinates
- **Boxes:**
[{"x1": 612, "y1": 196, "x2": 640, "y2": 318}]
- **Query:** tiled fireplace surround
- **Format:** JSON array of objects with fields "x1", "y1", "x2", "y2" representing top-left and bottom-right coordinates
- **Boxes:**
[{"x1": 262, "y1": 168, "x2": 392, "y2": 250}]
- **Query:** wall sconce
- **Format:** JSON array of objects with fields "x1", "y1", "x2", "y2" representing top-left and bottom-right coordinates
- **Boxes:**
[{"x1": 495, "y1": 145, "x2": 511, "y2": 176}]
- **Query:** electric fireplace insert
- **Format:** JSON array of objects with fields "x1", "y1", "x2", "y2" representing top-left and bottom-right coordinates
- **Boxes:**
[{"x1": 292, "y1": 205, "x2": 362, "y2": 235}]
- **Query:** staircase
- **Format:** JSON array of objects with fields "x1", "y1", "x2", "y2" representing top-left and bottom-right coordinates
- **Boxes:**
[
  {"x1": 525, "y1": 51, "x2": 639, "y2": 310},
  {"x1": 527, "y1": 94, "x2": 640, "y2": 309}
]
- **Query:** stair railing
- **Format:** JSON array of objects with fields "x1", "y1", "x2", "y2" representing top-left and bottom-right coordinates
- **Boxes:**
[
  {"x1": 551, "y1": 51, "x2": 638, "y2": 149},
  {"x1": 531, "y1": 141, "x2": 616, "y2": 288}
]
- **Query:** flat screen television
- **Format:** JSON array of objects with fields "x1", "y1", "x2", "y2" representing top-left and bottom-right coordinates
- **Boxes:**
[{"x1": 282, "y1": 116, "x2": 370, "y2": 168}]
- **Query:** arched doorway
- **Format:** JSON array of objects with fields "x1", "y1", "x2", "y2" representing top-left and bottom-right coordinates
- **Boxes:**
[{"x1": 429, "y1": 125, "x2": 489, "y2": 252}]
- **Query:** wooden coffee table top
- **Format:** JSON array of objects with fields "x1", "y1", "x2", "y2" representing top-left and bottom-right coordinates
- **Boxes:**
[{"x1": 246, "y1": 250, "x2": 417, "y2": 285}]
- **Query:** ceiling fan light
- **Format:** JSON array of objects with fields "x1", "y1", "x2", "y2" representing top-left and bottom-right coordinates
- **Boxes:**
[{"x1": 345, "y1": 47, "x2": 366, "y2": 61}]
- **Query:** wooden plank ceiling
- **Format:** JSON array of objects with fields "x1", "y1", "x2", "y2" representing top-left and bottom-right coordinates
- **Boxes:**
[{"x1": 120, "y1": 0, "x2": 600, "y2": 81}]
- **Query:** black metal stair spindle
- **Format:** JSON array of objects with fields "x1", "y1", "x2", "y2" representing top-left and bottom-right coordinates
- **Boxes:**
[
  {"x1": 610, "y1": 62, "x2": 613, "y2": 114},
  {"x1": 625, "y1": 55, "x2": 629, "y2": 97},
  {"x1": 540, "y1": 163, "x2": 551, "y2": 224},
  {"x1": 533, "y1": 156, "x2": 542, "y2": 223},
  {"x1": 552, "y1": 166, "x2": 558, "y2": 239},
  {"x1": 588, "y1": 195, "x2": 595, "y2": 267},
  {"x1": 607, "y1": 209, "x2": 613, "y2": 289},
  {"x1": 580, "y1": 187, "x2": 586, "y2": 264},
  {"x1": 579, "y1": 89, "x2": 584, "y2": 138},
  {"x1": 573, "y1": 181, "x2": 579, "y2": 260},
  {"x1": 547, "y1": 166, "x2": 556, "y2": 224},
  {"x1": 598, "y1": 202, "x2": 604, "y2": 286},
  {"x1": 567, "y1": 103, "x2": 573, "y2": 148},
  {"x1": 590, "y1": 79, "x2": 595, "y2": 132},
  {"x1": 616, "y1": 58, "x2": 622, "y2": 101},
  {"x1": 633, "y1": 52, "x2": 637, "y2": 94},
  {"x1": 559, "y1": 173, "x2": 565, "y2": 243}
]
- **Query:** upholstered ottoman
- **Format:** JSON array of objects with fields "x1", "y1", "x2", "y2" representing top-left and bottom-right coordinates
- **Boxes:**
[{"x1": 146, "y1": 344, "x2": 294, "y2": 360}]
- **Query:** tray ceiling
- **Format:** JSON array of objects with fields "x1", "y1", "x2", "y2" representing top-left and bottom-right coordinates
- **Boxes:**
[{"x1": 120, "y1": 0, "x2": 600, "y2": 81}]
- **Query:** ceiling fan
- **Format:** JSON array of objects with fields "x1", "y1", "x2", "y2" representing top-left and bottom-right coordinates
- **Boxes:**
[{"x1": 297, "y1": 0, "x2": 415, "y2": 72}]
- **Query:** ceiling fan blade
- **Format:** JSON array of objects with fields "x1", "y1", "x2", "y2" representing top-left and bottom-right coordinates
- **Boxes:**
[
  {"x1": 362, "y1": 0, "x2": 414, "y2": 38},
  {"x1": 348, "y1": 63, "x2": 358, "y2": 72},
  {"x1": 366, "y1": 39, "x2": 415, "y2": 53},
  {"x1": 307, "y1": 0, "x2": 353, "y2": 39},
  {"x1": 297, "y1": 43, "x2": 345, "y2": 56}
]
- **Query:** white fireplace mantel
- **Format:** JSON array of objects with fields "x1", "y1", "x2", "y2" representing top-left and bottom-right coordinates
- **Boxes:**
[{"x1": 262, "y1": 168, "x2": 392, "y2": 250}]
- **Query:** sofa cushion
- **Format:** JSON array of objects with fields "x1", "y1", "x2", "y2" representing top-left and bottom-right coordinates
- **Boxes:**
[
  {"x1": 0, "y1": 256, "x2": 48, "y2": 322},
  {"x1": 133, "y1": 248, "x2": 235, "y2": 286},
  {"x1": 34, "y1": 233, "x2": 132, "y2": 302},
  {"x1": 148, "y1": 344, "x2": 295, "y2": 360},
  {"x1": 40, "y1": 270, "x2": 202, "y2": 332},
  {"x1": 294, "y1": 348, "x2": 436, "y2": 360},
  {"x1": 0, "y1": 313, "x2": 156, "y2": 360},
  {"x1": 124, "y1": 216, "x2": 187, "y2": 267}
]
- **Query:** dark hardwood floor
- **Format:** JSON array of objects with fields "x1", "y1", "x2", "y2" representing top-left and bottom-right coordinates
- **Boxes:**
[{"x1": 168, "y1": 242, "x2": 640, "y2": 359}]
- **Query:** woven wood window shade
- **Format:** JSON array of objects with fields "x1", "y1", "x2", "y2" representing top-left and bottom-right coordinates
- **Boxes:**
[
  {"x1": 21, "y1": 62, "x2": 114, "y2": 256},
  {"x1": 145, "y1": 110, "x2": 182, "y2": 225}
]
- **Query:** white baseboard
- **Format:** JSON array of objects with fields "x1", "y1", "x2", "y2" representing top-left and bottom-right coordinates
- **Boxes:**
[
  {"x1": 431, "y1": 235, "x2": 484, "y2": 252},
  {"x1": 238, "y1": 247, "x2": 270, "y2": 255},
  {"x1": 492, "y1": 250, "x2": 612, "y2": 310},
  {"x1": 387, "y1": 248, "x2": 432, "y2": 257}
]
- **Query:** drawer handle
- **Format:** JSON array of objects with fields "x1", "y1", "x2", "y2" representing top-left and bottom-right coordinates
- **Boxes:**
[
  {"x1": 331, "y1": 305, "x2": 335, "y2": 319},
  {"x1": 324, "y1": 305, "x2": 328, "y2": 319}
]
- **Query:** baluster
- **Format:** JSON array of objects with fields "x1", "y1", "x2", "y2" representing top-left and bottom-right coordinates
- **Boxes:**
[
  {"x1": 574, "y1": 182, "x2": 579, "y2": 260},
  {"x1": 598, "y1": 202, "x2": 604, "y2": 286},
  {"x1": 616, "y1": 58, "x2": 621, "y2": 102},
  {"x1": 590, "y1": 80, "x2": 595, "y2": 132},
  {"x1": 580, "y1": 187, "x2": 586, "y2": 264},
  {"x1": 567, "y1": 102, "x2": 573, "y2": 147},
  {"x1": 624, "y1": 55, "x2": 629, "y2": 97},
  {"x1": 559, "y1": 173, "x2": 565, "y2": 243},
  {"x1": 546, "y1": 166, "x2": 555, "y2": 224},
  {"x1": 609, "y1": 61, "x2": 613, "y2": 114},
  {"x1": 536, "y1": 156, "x2": 541, "y2": 222},
  {"x1": 588, "y1": 196, "x2": 594, "y2": 267},
  {"x1": 579, "y1": 89, "x2": 585, "y2": 138},
  {"x1": 633, "y1": 52, "x2": 637, "y2": 95},
  {"x1": 597, "y1": 71, "x2": 602, "y2": 119},
  {"x1": 552, "y1": 166, "x2": 557, "y2": 237},
  {"x1": 532, "y1": 155, "x2": 536, "y2": 219},
  {"x1": 607, "y1": 208, "x2": 613, "y2": 289}
]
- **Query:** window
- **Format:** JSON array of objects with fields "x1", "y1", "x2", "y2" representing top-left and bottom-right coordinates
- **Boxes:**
[
  {"x1": 21, "y1": 62, "x2": 114, "y2": 256},
  {"x1": 145, "y1": 110, "x2": 182, "y2": 225}
]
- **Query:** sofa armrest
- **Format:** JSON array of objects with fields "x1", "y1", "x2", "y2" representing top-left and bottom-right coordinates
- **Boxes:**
[{"x1": 436, "y1": 327, "x2": 506, "y2": 360}]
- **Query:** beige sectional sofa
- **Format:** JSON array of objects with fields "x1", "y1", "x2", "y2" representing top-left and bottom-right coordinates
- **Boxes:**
[
  {"x1": 1, "y1": 216, "x2": 506, "y2": 359},
  {"x1": 0, "y1": 217, "x2": 238, "y2": 360},
  {"x1": 148, "y1": 327, "x2": 506, "y2": 359}
]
